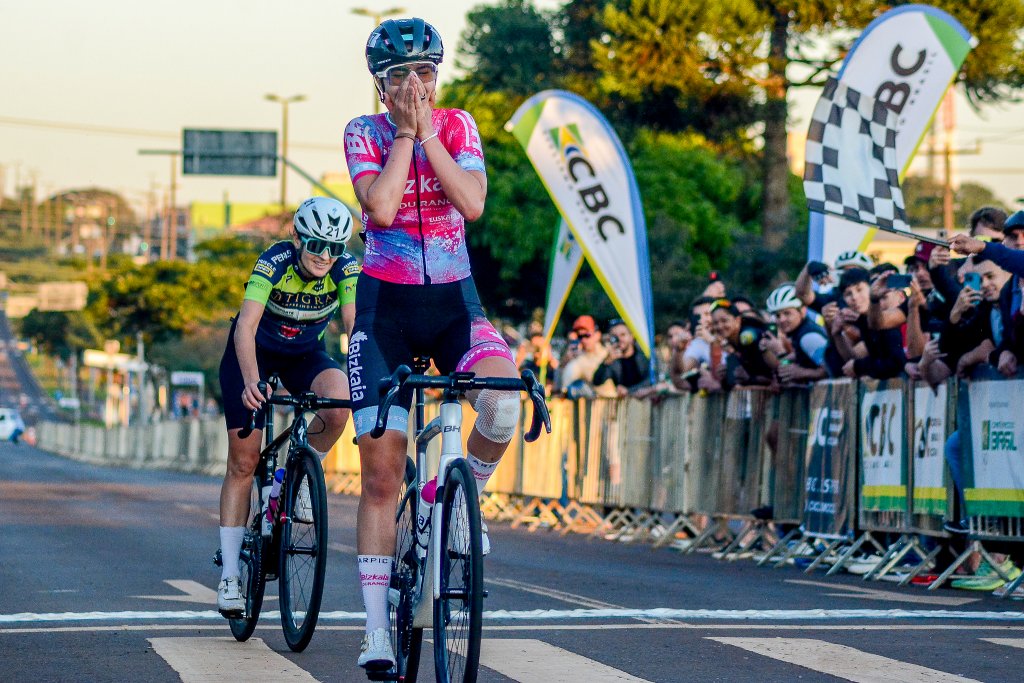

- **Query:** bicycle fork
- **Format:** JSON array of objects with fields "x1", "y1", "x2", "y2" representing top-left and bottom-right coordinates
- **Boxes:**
[{"x1": 411, "y1": 399, "x2": 463, "y2": 627}]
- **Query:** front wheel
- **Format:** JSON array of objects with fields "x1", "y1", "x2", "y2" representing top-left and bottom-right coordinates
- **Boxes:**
[
  {"x1": 229, "y1": 483, "x2": 267, "y2": 641},
  {"x1": 279, "y1": 448, "x2": 328, "y2": 652},
  {"x1": 433, "y1": 458, "x2": 483, "y2": 683}
]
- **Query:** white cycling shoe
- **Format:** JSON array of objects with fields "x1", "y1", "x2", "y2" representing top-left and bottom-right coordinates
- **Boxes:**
[
  {"x1": 217, "y1": 576, "x2": 243, "y2": 615},
  {"x1": 357, "y1": 627, "x2": 395, "y2": 671},
  {"x1": 293, "y1": 478, "x2": 314, "y2": 524}
]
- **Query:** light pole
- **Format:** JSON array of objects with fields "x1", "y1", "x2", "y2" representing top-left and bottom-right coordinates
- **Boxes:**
[
  {"x1": 351, "y1": 6, "x2": 406, "y2": 114},
  {"x1": 265, "y1": 93, "x2": 306, "y2": 212}
]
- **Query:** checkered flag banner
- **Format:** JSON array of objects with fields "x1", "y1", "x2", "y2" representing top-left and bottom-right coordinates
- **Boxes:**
[{"x1": 804, "y1": 78, "x2": 909, "y2": 231}]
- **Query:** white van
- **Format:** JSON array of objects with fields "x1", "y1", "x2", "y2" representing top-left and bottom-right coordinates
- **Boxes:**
[{"x1": 0, "y1": 408, "x2": 24, "y2": 441}]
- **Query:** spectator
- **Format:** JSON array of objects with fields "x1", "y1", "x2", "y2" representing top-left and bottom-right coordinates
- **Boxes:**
[
  {"x1": 681, "y1": 296, "x2": 726, "y2": 393},
  {"x1": 558, "y1": 315, "x2": 608, "y2": 398},
  {"x1": 930, "y1": 207, "x2": 1007, "y2": 310},
  {"x1": 732, "y1": 295, "x2": 757, "y2": 316},
  {"x1": 795, "y1": 250, "x2": 873, "y2": 312},
  {"x1": 517, "y1": 332, "x2": 557, "y2": 392},
  {"x1": 760, "y1": 284, "x2": 828, "y2": 384},
  {"x1": 710, "y1": 300, "x2": 773, "y2": 387},
  {"x1": 917, "y1": 255, "x2": 1010, "y2": 385},
  {"x1": 593, "y1": 319, "x2": 652, "y2": 396},
  {"x1": 824, "y1": 267, "x2": 906, "y2": 379},
  {"x1": 703, "y1": 271, "x2": 726, "y2": 299},
  {"x1": 665, "y1": 320, "x2": 694, "y2": 392}
]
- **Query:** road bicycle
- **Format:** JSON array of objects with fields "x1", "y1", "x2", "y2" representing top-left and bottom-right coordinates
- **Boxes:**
[
  {"x1": 368, "y1": 360, "x2": 551, "y2": 683},
  {"x1": 214, "y1": 375, "x2": 350, "y2": 652}
]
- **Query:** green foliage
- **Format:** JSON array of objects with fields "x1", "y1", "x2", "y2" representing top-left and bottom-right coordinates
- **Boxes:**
[
  {"x1": 149, "y1": 320, "x2": 233, "y2": 403},
  {"x1": 902, "y1": 174, "x2": 1007, "y2": 229},
  {"x1": 19, "y1": 310, "x2": 102, "y2": 360}
]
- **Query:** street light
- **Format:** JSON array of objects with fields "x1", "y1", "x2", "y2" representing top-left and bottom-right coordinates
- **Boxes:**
[
  {"x1": 351, "y1": 6, "x2": 406, "y2": 114},
  {"x1": 264, "y1": 93, "x2": 307, "y2": 212}
]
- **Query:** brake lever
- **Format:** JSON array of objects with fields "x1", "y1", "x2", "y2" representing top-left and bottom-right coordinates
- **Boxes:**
[
  {"x1": 238, "y1": 380, "x2": 270, "y2": 440},
  {"x1": 520, "y1": 370, "x2": 551, "y2": 443},
  {"x1": 370, "y1": 365, "x2": 413, "y2": 439}
]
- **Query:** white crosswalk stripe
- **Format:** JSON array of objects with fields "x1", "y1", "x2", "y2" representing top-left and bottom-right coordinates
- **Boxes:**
[
  {"x1": 981, "y1": 637, "x2": 1024, "y2": 650},
  {"x1": 149, "y1": 637, "x2": 319, "y2": 682},
  {"x1": 708, "y1": 637, "x2": 982, "y2": 683},
  {"x1": 479, "y1": 639, "x2": 651, "y2": 682}
]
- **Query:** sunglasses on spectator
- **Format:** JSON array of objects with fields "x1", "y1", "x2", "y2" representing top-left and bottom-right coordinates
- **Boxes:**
[
  {"x1": 299, "y1": 235, "x2": 347, "y2": 258},
  {"x1": 573, "y1": 330, "x2": 591, "y2": 339},
  {"x1": 708, "y1": 298, "x2": 732, "y2": 313},
  {"x1": 378, "y1": 62, "x2": 438, "y2": 87}
]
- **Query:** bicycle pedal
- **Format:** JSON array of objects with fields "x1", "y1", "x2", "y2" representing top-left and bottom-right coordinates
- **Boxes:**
[
  {"x1": 218, "y1": 608, "x2": 243, "y2": 619},
  {"x1": 365, "y1": 670, "x2": 400, "y2": 681},
  {"x1": 482, "y1": 590, "x2": 489, "y2": 598}
]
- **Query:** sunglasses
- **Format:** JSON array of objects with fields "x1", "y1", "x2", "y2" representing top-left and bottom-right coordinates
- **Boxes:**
[
  {"x1": 573, "y1": 331, "x2": 591, "y2": 339},
  {"x1": 299, "y1": 236, "x2": 347, "y2": 258},
  {"x1": 378, "y1": 62, "x2": 438, "y2": 87}
]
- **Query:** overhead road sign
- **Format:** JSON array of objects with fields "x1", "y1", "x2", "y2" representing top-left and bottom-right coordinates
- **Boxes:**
[{"x1": 182, "y1": 128, "x2": 277, "y2": 176}]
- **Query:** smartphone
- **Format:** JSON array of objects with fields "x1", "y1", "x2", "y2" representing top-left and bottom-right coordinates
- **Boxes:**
[
  {"x1": 964, "y1": 272, "x2": 982, "y2": 290},
  {"x1": 887, "y1": 274, "x2": 912, "y2": 289},
  {"x1": 767, "y1": 323, "x2": 778, "y2": 336}
]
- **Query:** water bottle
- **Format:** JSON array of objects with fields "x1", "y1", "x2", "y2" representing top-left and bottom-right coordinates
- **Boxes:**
[{"x1": 265, "y1": 467, "x2": 285, "y2": 526}]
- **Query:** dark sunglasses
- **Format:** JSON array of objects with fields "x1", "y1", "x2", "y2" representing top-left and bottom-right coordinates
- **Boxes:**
[
  {"x1": 300, "y1": 236, "x2": 347, "y2": 258},
  {"x1": 573, "y1": 331, "x2": 591, "y2": 339}
]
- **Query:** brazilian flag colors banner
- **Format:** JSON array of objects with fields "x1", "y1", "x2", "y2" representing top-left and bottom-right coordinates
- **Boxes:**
[
  {"x1": 964, "y1": 378, "x2": 1024, "y2": 517},
  {"x1": 911, "y1": 382, "x2": 949, "y2": 516},
  {"x1": 859, "y1": 379, "x2": 907, "y2": 513},
  {"x1": 507, "y1": 90, "x2": 654, "y2": 359},
  {"x1": 807, "y1": 4, "x2": 976, "y2": 264},
  {"x1": 542, "y1": 218, "x2": 583, "y2": 342}
]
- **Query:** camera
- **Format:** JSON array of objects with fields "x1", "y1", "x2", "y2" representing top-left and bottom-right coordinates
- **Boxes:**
[{"x1": 605, "y1": 334, "x2": 619, "y2": 346}]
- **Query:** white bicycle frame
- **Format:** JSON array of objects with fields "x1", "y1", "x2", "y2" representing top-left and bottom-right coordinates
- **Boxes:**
[{"x1": 409, "y1": 398, "x2": 465, "y2": 628}]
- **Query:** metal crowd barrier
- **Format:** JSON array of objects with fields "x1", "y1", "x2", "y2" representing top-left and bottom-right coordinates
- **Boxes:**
[{"x1": 34, "y1": 371, "x2": 1024, "y2": 597}]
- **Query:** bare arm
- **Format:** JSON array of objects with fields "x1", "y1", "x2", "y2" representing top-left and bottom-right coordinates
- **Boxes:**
[
  {"x1": 794, "y1": 263, "x2": 816, "y2": 306},
  {"x1": 341, "y1": 302, "x2": 355, "y2": 339},
  {"x1": 234, "y1": 299, "x2": 268, "y2": 411}
]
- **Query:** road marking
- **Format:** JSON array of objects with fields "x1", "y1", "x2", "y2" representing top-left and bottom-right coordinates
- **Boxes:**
[
  {"x1": 149, "y1": 637, "x2": 319, "y2": 682},
  {"x1": 479, "y1": 638, "x2": 650, "y2": 682},
  {"x1": 174, "y1": 503, "x2": 220, "y2": 522},
  {"x1": 488, "y1": 576, "x2": 683, "y2": 624},
  {"x1": 4, "y1": 607, "x2": 1024, "y2": 624},
  {"x1": 982, "y1": 637, "x2": 1024, "y2": 649},
  {"x1": 6, "y1": 623, "x2": 1024, "y2": 635},
  {"x1": 786, "y1": 579, "x2": 980, "y2": 607},
  {"x1": 132, "y1": 580, "x2": 218, "y2": 604},
  {"x1": 708, "y1": 637, "x2": 982, "y2": 683}
]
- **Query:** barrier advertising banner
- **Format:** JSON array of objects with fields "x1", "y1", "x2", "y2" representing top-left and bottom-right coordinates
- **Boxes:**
[
  {"x1": 806, "y1": 4, "x2": 976, "y2": 264},
  {"x1": 803, "y1": 380, "x2": 856, "y2": 538},
  {"x1": 964, "y1": 378, "x2": 1024, "y2": 516},
  {"x1": 542, "y1": 218, "x2": 584, "y2": 341},
  {"x1": 859, "y1": 381, "x2": 906, "y2": 512},
  {"x1": 912, "y1": 383, "x2": 949, "y2": 516},
  {"x1": 507, "y1": 90, "x2": 654, "y2": 359}
]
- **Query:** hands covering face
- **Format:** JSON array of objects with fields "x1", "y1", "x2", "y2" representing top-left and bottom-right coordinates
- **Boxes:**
[{"x1": 389, "y1": 72, "x2": 435, "y2": 139}]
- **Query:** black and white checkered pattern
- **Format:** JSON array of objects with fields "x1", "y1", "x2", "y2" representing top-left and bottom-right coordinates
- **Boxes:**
[{"x1": 803, "y1": 78, "x2": 909, "y2": 231}]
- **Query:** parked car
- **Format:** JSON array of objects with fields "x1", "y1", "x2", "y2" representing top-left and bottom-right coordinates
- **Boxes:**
[{"x1": 0, "y1": 408, "x2": 25, "y2": 442}]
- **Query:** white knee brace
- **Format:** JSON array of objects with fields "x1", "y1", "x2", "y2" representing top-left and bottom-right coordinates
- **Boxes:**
[{"x1": 473, "y1": 389, "x2": 520, "y2": 443}]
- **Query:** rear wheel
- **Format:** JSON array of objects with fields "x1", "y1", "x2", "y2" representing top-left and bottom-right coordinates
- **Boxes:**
[
  {"x1": 390, "y1": 456, "x2": 424, "y2": 682},
  {"x1": 433, "y1": 459, "x2": 483, "y2": 683},
  {"x1": 229, "y1": 483, "x2": 267, "y2": 641},
  {"x1": 279, "y1": 448, "x2": 328, "y2": 652}
]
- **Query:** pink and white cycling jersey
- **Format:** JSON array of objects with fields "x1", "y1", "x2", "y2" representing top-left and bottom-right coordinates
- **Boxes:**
[{"x1": 344, "y1": 109, "x2": 486, "y2": 285}]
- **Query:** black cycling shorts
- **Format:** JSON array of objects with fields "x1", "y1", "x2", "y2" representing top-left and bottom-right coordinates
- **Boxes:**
[
  {"x1": 219, "y1": 321, "x2": 343, "y2": 431},
  {"x1": 347, "y1": 274, "x2": 513, "y2": 437}
]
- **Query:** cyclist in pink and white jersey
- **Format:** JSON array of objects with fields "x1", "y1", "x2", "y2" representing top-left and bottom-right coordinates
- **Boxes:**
[{"x1": 343, "y1": 17, "x2": 521, "y2": 672}]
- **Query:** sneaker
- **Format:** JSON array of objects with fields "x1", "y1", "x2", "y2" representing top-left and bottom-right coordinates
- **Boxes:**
[
  {"x1": 217, "y1": 576, "x2": 243, "y2": 615},
  {"x1": 357, "y1": 627, "x2": 395, "y2": 671},
  {"x1": 845, "y1": 554, "x2": 884, "y2": 576},
  {"x1": 943, "y1": 519, "x2": 969, "y2": 535},
  {"x1": 951, "y1": 560, "x2": 1021, "y2": 591},
  {"x1": 294, "y1": 478, "x2": 314, "y2": 524}
]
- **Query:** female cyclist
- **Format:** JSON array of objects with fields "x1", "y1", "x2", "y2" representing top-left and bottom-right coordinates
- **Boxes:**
[
  {"x1": 216, "y1": 196, "x2": 358, "y2": 615},
  {"x1": 344, "y1": 17, "x2": 520, "y2": 671}
]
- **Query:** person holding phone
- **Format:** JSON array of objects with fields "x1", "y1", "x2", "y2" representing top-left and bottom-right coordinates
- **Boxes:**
[{"x1": 760, "y1": 284, "x2": 828, "y2": 384}]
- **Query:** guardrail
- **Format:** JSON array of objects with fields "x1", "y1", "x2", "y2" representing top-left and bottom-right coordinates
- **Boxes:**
[{"x1": 35, "y1": 372, "x2": 1024, "y2": 597}]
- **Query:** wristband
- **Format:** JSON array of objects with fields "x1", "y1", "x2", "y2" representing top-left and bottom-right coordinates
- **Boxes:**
[
  {"x1": 394, "y1": 132, "x2": 416, "y2": 142},
  {"x1": 419, "y1": 132, "x2": 439, "y2": 145}
]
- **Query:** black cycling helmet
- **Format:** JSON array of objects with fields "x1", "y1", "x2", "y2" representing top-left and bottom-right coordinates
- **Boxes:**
[
  {"x1": 1002, "y1": 210, "x2": 1024, "y2": 233},
  {"x1": 365, "y1": 18, "x2": 444, "y2": 75}
]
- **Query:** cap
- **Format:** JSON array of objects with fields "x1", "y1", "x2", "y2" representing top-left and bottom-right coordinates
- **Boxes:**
[
  {"x1": 571, "y1": 315, "x2": 596, "y2": 334},
  {"x1": 904, "y1": 241, "x2": 936, "y2": 266}
]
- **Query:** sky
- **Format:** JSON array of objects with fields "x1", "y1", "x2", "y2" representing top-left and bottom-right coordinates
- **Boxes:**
[{"x1": 1, "y1": 0, "x2": 1022, "y2": 217}]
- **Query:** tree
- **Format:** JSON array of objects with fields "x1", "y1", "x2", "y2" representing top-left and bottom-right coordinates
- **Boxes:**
[
  {"x1": 902, "y1": 174, "x2": 1006, "y2": 229},
  {"x1": 19, "y1": 310, "x2": 101, "y2": 360},
  {"x1": 592, "y1": 0, "x2": 1024, "y2": 253}
]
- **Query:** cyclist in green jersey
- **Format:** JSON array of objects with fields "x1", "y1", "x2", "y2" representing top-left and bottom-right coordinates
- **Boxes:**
[{"x1": 216, "y1": 196, "x2": 359, "y2": 614}]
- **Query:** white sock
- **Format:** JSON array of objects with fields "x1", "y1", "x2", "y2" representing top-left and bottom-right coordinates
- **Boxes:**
[
  {"x1": 358, "y1": 555, "x2": 392, "y2": 632},
  {"x1": 219, "y1": 526, "x2": 245, "y2": 581},
  {"x1": 466, "y1": 453, "x2": 499, "y2": 492}
]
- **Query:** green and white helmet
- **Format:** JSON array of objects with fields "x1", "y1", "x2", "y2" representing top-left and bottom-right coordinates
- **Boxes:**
[
  {"x1": 766, "y1": 284, "x2": 802, "y2": 313},
  {"x1": 834, "y1": 250, "x2": 872, "y2": 270}
]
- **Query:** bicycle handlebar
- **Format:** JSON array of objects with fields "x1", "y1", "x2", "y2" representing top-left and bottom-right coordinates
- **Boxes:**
[
  {"x1": 369, "y1": 366, "x2": 552, "y2": 442},
  {"x1": 237, "y1": 379, "x2": 352, "y2": 440}
]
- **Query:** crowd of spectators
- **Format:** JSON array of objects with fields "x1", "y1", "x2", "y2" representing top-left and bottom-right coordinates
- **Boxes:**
[{"x1": 515, "y1": 207, "x2": 1024, "y2": 404}]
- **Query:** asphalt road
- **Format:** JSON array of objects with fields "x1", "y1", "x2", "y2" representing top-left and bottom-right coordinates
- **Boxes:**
[{"x1": 3, "y1": 441, "x2": 1022, "y2": 682}]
